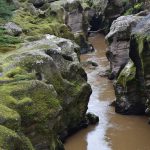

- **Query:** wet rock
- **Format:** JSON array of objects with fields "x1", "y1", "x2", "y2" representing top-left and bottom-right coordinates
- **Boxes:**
[
  {"x1": 110, "y1": 101, "x2": 116, "y2": 107},
  {"x1": 81, "y1": 61, "x2": 98, "y2": 69},
  {"x1": 148, "y1": 118, "x2": 150, "y2": 125},
  {"x1": 99, "y1": 66, "x2": 110, "y2": 77},
  {"x1": 86, "y1": 113, "x2": 99, "y2": 125}
]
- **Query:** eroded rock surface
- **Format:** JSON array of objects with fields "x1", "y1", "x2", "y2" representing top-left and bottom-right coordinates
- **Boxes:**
[
  {"x1": 0, "y1": 35, "x2": 92, "y2": 149},
  {"x1": 106, "y1": 15, "x2": 143, "y2": 79},
  {"x1": 114, "y1": 14, "x2": 150, "y2": 115}
]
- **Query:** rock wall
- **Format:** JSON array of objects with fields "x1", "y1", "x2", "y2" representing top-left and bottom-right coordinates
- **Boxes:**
[
  {"x1": 106, "y1": 15, "x2": 143, "y2": 79},
  {"x1": 0, "y1": 0, "x2": 93, "y2": 54},
  {"x1": 114, "y1": 14, "x2": 150, "y2": 115},
  {"x1": 0, "y1": 35, "x2": 92, "y2": 149}
]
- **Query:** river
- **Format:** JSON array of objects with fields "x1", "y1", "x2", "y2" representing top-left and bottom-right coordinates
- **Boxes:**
[{"x1": 64, "y1": 34, "x2": 150, "y2": 150}]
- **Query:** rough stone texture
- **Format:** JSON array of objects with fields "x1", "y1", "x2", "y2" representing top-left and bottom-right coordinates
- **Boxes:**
[
  {"x1": 105, "y1": 15, "x2": 143, "y2": 79},
  {"x1": 114, "y1": 14, "x2": 150, "y2": 115},
  {"x1": 4, "y1": 22, "x2": 22, "y2": 36},
  {"x1": 49, "y1": 0, "x2": 91, "y2": 53},
  {"x1": 19, "y1": 0, "x2": 91, "y2": 53},
  {"x1": 0, "y1": 35, "x2": 92, "y2": 149}
]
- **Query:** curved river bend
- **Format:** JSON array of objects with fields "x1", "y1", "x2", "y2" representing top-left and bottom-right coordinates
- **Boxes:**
[{"x1": 65, "y1": 34, "x2": 150, "y2": 150}]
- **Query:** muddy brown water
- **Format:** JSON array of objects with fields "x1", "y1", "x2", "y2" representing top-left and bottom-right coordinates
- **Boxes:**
[{"x1": 64, "y1": 34, "x2": 150, "y2": 150}]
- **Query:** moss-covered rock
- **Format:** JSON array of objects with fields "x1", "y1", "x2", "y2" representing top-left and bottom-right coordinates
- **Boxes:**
[
  {"x1": 114, "y1": 14, "x2": 150, "y2": 115},
  {"x1": 0, "y1": 125, "x2": 34, "y2": 150},
  {"x1": 0, "y1": 0, "x2": 102, "y2": 148},
  {"x1": 0, "y1": 34, "x2": 91, "y2": 149}
]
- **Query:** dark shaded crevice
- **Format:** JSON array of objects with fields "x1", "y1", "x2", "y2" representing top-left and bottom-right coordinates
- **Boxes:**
[
  {"x1": 36, "y1": 72, "x2": 42, "y2": 80},
  {"x1": 89, "y1": 14, "x2": 102, "y2": 32},
  {"x1": 129, "y1": 35, "x2": 147, "y2": 113},
  {"x1": 45, "y1": 50, "x2": 73, "y2": 62}
]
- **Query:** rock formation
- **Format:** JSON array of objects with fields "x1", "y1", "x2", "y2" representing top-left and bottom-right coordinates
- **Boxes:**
[
  {"x1": 0, "y1": 34, "x2": 92, "y2": 149},
  {"x1": 0, "y1": 0, "x2": 95, "y2": 149},
  {"x1": 106, "y1": 15, "x2": 143, "y2": 79},
  {"x1": 114, "y1": 14, "x2": 150, "y2": 115}
]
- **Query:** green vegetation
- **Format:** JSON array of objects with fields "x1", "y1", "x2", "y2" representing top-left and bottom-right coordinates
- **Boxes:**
[
  {"x1": 12, "y1": 8, "x2": 74, "y2": 40},
  {"x1": 0, "y1": 0, "x2": 15, "y2": 21},
  {"x1": 0, "y1": 27, "x2": 22, "y2": 53},
  {"x1": 124, "y1": 2, "x2": 143, "y2": 15},
  {"x1": 0, "y1": 28, "x2": 21, "y2": 45},
  {"x1": 117, "y1": 61, "x2": 136, "y2": 88}
]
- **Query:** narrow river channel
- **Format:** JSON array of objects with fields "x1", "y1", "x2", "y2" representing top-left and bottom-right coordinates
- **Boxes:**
[{"x1": 65, "y1": 34, "x2": 150, "y2": 150}]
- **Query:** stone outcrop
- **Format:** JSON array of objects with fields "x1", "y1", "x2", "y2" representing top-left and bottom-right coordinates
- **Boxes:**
[
  {"x1": 0, "y1": 34, "x2": 92, "y2": 149},
  {"x1": 9, "y1": 0, "x2": 93, "y2": 54},
  {"x1": 81, "y1": 0, "x2": 142, "y2": 33},
  {"x1": 113, "y1": 14, "x2": 150, "y2": 115},
  {"x1": 106, "y1": 15, "x2": 143, "y2": 79}
]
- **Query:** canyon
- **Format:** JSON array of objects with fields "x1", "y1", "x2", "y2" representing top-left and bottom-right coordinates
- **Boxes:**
[{"x1": 0, "y1": 0, "x2": 150, "y2": 149}]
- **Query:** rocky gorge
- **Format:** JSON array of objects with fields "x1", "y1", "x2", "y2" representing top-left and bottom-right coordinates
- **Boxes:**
[
  {"x1": 105, "y1": 2, "x2": 150, "y2": 115},
  {"x1": 0, "y1": 0, "x2": 150, "y2": 150}
]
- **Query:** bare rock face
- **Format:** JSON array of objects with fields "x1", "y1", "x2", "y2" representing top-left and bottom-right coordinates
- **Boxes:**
[
  {"x1": 105, "y1": 15, "x2": 143, "y2": 79},
  {"x1": 0, "y1": 35, "x2": 92, "y2": 149},
  {"x1": 114, "y1": 14, "x2": 150, "y2": 115}
]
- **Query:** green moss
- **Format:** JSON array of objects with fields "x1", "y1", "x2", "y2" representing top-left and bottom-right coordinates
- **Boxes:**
[
  {"x1": 6, "y1": 67, "x2": 26, "y2": 78},
  {"x1": 134, "y1": 3, "x2": 143, "y2": 9},
  {"x1": 124, "y1": 2, "x2": 143, "y2": 15},
  {"x1": 0, "y1": 27, "x2": 22, "y2": 53},
  {"x1": 0, "y1": 65, "x2": 36, "y2": 82},
  {"x1": 0, "y1": 27, "x2": 21, "y2": 49},
  {"x1": 0, "y1": 79, "x2": 61, "y2": 137},
  {"x1": 0, "y1": 125, "x2": 33, "y2": 150},
  {"x1": 117, "y1": 61, "x2": 136, "y2": 88},
  {"x1": 19, "y1": 135, "x2": 35, "y2": 150},
  {"x1": 124, "y1": 7, "x2": 134, "y2": 15},
  {"x1": 17, "y1": 97, "x2": 32, "y2": 107},
  {"x1": 0, "y1": 125, "x2": 20, "y2": 149},
  {"x1": 81, "y1": 2, "x2": 90, "y2": 10},
  {"x1": 0, "y1": 86, "x2": 17, "y2": 108},
  {"x1": 12, "y1": 8, "x2": 73, "y2": 40},
  {"x1": 0, "y1": 104, "x2": 20, "y2": 130}
]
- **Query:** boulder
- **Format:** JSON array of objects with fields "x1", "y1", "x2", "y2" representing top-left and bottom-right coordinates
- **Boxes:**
[
  {"x1": 86, "y1": 113, "x2": 99, "y2": 125},
  {"x1": 0, "y1": 35, "x2": 92, "y2": 149},
  {"x1": 4, "y1": 22, "x2": 22, "y2": 36}
]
